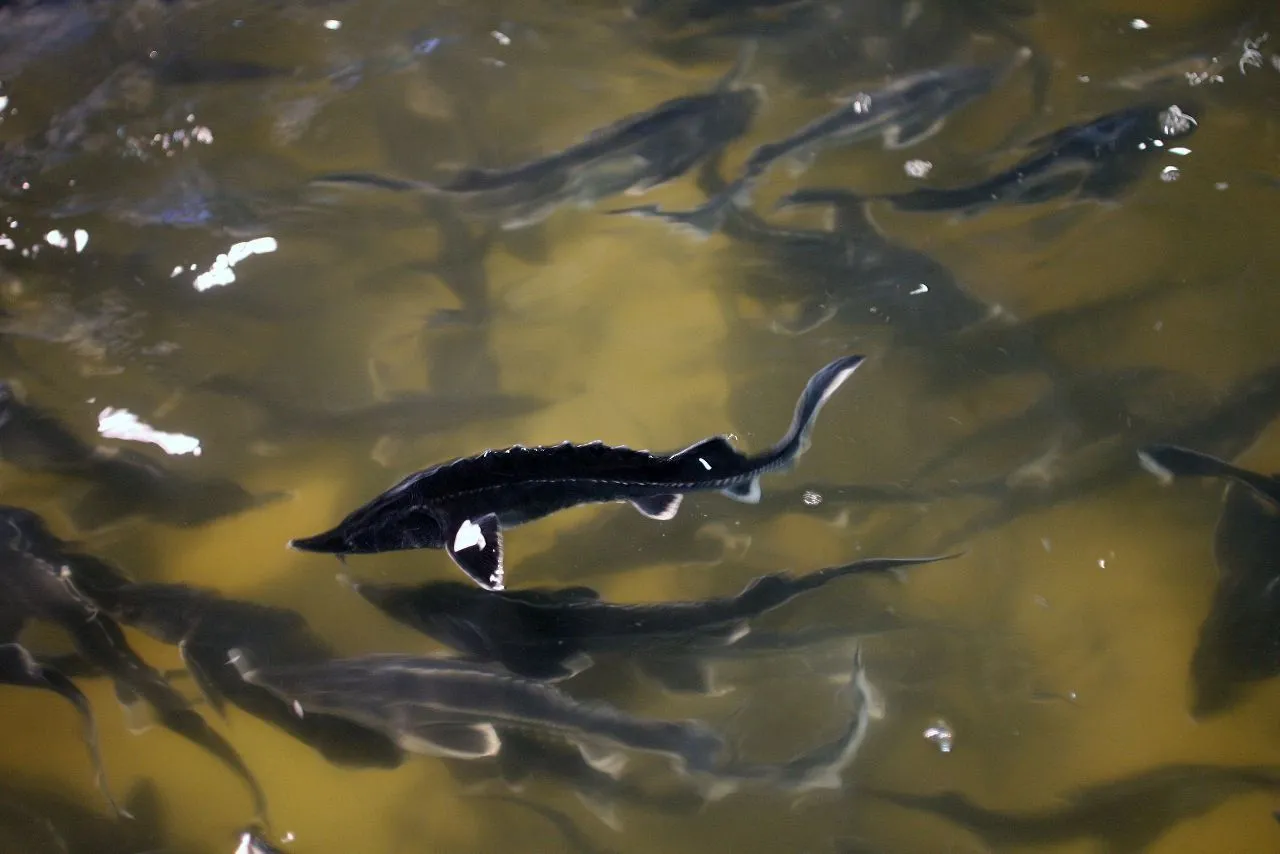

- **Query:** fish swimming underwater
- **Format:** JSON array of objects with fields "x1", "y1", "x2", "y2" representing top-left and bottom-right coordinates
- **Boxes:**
[
  {"x1": 80, "y1": 578, "x2": 406, "y2": 768},
  {"x1": 235, "y1": 642, "x2": 880, "y2": 802},
  {"x1": 0, "y1": 380, "x2": 283, "y2": 530},
  {"x1": 865, "y1": 763, "x2": 1280, "y2": 853},
  {"x1": 0, "y1": 506, "x2": 270, "y2": 823},
  {"x1": 310, "y1": 44, "x2": 761, "y2": 230},
  {"x1": 343, "y1": 553, "x2": 954, "y2": 684},
  {"x1": 0, "y1": 642, "x2": 118, "y2": 814},
  {"x1": 197, "y1": 374, "x2": 547, "y2": 448},
  {"x1": 0, "y1": 776, "x2": 169, "y2": 854},
  {"x1": 613, "y1": 53, "x2": 1027, "y2": 236},
  {"x1": 841, "y1": 101, "x2": 1200, "y2": 217},
  {"x1": 289, "y1": 354, "x2": 866, "y2": 590},
  {"x1": 1139, "y1": 444, "x2": 1280, "y2": 716},
  {"x1": 231, "y1": 651, "x2": 728, "y2": 774}
]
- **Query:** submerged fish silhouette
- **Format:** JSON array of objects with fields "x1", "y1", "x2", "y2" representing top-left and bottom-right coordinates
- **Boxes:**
[
  {"x1": 231, "y1": 652, "x2": 727, "y2": 775},
  {"x1": 289, "y1": 354, "x2": 865, "y2": 590},
  {"x1": 865, "y1": 763, "x2": 1280, "y2": 853},
  {"x1": 847, "y1": 101, "x2": 1200, "y2": 216},
  {"x1": 0, "y1": 381, "x2": 283, "y2": 530},
  {"x1": 84, "y1": 580, "x2": 406, "y2": 769},
  {"x1": 613, "y1": 54, "x2": 1026, "y2": 236},
  {"x1": 0, "y1": 643, "x2": 119, "y2": 816},
  {"x1": 311, "y1": 44, "x2": 760, "y2": 230},
  {"x1": 0, "y1": 506, "x2": 270, "y2": 824},
  {"x1": 344, "y1": 553, "x2": 954, "y2": 683},
  {"x1": 1139, "y1": 444, "x2": 1280, "y2": 716},
  {"x1": 0, "y1": 776, "x2": 168, "y2": 854}
]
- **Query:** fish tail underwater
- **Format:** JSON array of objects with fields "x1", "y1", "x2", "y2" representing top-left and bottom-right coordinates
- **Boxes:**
[{"x1": 1, "y1": 0, "x2": 1279, "y2": 852}]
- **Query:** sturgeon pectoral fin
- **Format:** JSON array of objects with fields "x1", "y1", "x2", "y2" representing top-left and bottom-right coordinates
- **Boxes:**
[
  {"x1": 446, "y1": 514, "x2": 505, "y2": 590},
  {"x1": 721, "y1": 477, "x2": 762, "y2": 504},
  {"x1": 398, "y1": 722, "x2": 501, "y2": 759},
  {"x1": 629, "y1": 493, "x2": 684, "y2": 520}
]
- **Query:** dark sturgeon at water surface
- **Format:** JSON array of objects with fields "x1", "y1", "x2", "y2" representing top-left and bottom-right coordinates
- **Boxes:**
[
  {"x1": 344, "y1": 553, "x2": 955, "y2": 684},
  {"x1": 288, "y1": 354, "x2": 865, "y2": 590}
]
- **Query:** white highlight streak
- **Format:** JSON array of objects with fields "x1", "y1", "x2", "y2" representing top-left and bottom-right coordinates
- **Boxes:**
[
  {"x1": 193, "y1": 237, "x2": 278, "y2": 292},
  {"x1": 98, "y1": 408, "x2": 202, "y2": 456}
]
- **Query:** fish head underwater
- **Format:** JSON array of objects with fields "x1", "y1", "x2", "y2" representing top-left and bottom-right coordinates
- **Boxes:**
[{"x1": 289, "y1": 492, "x2": 450, "y2": 556}]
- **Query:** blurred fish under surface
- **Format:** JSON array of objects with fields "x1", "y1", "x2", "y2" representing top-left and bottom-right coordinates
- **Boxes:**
[
  {"x1": 0, "y1": 380, "x2": 284, "y2": 529},
  {"x1": 309, "y1": 44, "x2": 761, "y2": 230},
  {"x1": 1139, "y1": 444, "x2": 1280, "y2": 717},
  {"x1": 865, "y1": 763, "x2": 1280, "y2": 853}
]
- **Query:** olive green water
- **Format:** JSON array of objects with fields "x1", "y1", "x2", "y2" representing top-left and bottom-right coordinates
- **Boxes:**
[{"x1": 2, "y1": 0, "x2": 1280, "y2": 851}]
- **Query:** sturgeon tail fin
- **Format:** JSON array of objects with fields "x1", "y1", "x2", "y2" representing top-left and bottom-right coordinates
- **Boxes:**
[{"x1": 765, "y1": 355, "x2": 866, "y2": 469}]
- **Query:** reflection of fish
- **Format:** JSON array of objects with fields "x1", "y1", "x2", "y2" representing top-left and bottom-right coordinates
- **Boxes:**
[
  {"x1": 614, "y1": 54, "x2": 1026, "y2": 235},
  {"x1": 0, "y1": 776, "x2": 167, "y2": 854},
  {"x1": 849, "y1": 102, "x2": 1199, "y2": 216},
  {"x1": 345, "y1": 554, "x2": 953, "y2": 686},
  {"x1": 866, "y1": 764, "x2": 1280, "y2": 853},
  {"x1": 289, "y1": 354, "x2": 865, "y2": 590},
  {"x1": 231, "y1": 652, "x2": 728, "y2": 775},
  {"x1": 0, "y1": 506, "x2": 269, "y2": 823},
  {"x1": 311, "y1": 46, "x2": 760, "y2": 230},
  {"x1": 1139, "y1": 444, "x2": 1280, "y2": 716},
  {"x1": 83, "y1": 579, "x2": 406, "y2": 768}
]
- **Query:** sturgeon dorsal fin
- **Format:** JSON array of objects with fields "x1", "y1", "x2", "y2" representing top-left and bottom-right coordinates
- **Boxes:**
[{"x1": 672, "y1": 435, "x2": 744, "y2": 471}]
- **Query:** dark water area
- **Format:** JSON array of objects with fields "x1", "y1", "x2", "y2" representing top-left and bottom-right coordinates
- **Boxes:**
[{"x1": 1, "y1": 0, "x2": 1279, "y2": 851}]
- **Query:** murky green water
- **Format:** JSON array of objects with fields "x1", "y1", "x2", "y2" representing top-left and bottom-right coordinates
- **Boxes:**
[{"x1": 2, "y1": 0, "x2": 1280, "y2": 851}]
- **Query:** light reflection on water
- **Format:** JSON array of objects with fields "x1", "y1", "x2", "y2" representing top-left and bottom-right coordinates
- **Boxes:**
[{"x1": 0, "y1": 0, "x2": 1279, "y2": 852}]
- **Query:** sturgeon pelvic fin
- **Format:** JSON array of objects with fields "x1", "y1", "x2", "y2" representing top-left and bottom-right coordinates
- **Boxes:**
[
  {"x1": 446, "y1": 513, "x2": 505, "y2": 590},
  {"x1": 630, "y1": 494, "x2": 684, "y2": 520}
]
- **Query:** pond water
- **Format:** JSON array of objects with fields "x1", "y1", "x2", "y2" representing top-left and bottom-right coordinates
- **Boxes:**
[{"x1": 1, "y1": 0, "x2": 1279, "y2": 851}]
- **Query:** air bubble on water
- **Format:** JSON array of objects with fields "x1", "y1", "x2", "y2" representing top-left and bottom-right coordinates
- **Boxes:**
[
  {"x1": 802, "y1": 490, "x2": 823, "y2": 506},
  {"x1": 1160, "y1": 105, "x2": 1196, "y2": 135},
  {"x1": 924, "y1": 720, "x2": 954, "y2": 753},
  {"x1": 1160, "y1": 166, "x2": 1180, "y2": 182},
  {"x1": 1130, "y1": 18, "x2": 1150, "y2": 30},
  {"x1": 904, "y1": 159, "x2": 932, "y2": 178}
]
